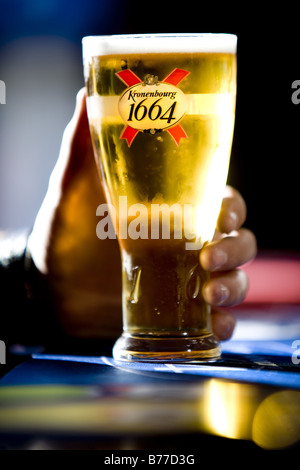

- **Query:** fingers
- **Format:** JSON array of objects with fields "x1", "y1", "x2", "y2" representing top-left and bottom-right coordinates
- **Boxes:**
[
  {"x1": 200, "y1": 185, "x2": 257, "y2": 341},
  {"x1": 211, "y1": 309, "x2": 236, "y2": 341},
  {"x1": 202, "y1": 269, "x2": 249, "y2": 307},
  {"x1": 200, "y1": 225, "x2": 257, "y2": 315},
  {"x1": 217, "y1": 186, "x2": 247, "y2": 234},
  {"x1": 200, "y1": 228, "x2": 257, "y2": 272}
]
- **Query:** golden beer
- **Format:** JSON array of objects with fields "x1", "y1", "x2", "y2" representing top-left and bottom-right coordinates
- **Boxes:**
[{"x1": 83, "y1": 34, "x2": 237, "y2": 361}]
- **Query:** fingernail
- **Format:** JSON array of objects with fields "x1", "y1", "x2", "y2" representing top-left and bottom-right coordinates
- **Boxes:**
[
  {"x1": 227, "y1": 211, "x2": 239, "y2": 232},
  {"x1": 211, "y1": 248, "x2": 228, "y2": 271},
  {"x1": 215, "y1": 284, "x2": 230, "y2": 305}
]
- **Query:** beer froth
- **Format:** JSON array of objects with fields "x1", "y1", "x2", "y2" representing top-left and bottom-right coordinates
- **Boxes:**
[{"x1": 82, "y1": 33, "x2": 237, "y2": 57}]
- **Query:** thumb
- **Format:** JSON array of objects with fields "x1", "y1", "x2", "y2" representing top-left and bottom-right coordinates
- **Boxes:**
[
  {"x1": 49, "y1": 87, "x2": 96, "y2": 194},
  {"x1": 28, "y1": 89, "x2": 100, "y2": 273}
]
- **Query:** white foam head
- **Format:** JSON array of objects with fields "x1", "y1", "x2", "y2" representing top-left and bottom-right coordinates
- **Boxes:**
[{"x1": 82, "y1": 33, "x2": 237, "y2": 60}]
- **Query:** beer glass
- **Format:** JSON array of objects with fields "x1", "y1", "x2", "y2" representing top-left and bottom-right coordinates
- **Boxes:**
[{"x1": 82, "y1": 34, "x2": 237, "y2": 362}]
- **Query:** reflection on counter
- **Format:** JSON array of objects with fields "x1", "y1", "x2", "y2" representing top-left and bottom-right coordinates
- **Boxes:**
[
  {"x1": 1, "y1": 375, "x2": 300, "y2": 450},
  {"x1": 252, "y1": 390, "x2": 300, "y2": 449},
  {"x1": 202, "y1": 380, "x2": 261, "y2": 441}
]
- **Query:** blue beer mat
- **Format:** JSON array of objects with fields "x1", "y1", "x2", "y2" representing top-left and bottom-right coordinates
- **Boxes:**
[
  {"x1": 29, "y1": 337, "x2": 300, "y2": 390},
  {"x1": 2, "y1": 315, "x2": 300, "y2": 390}
]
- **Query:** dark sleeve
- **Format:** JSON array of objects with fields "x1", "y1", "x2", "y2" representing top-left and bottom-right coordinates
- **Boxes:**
[{"x1": 0, "y1": 230, "x2": 55, "y2": 348}]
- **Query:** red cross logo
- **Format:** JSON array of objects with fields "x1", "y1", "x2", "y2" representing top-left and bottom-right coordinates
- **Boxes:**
[{"x1": 116, "y1": 68, "x2": 190, "y2": 147}]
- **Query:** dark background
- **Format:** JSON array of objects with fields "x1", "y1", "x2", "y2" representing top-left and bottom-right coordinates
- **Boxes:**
[{"x1": 0, "y1": 1, "x2": 298, "y2": 252}]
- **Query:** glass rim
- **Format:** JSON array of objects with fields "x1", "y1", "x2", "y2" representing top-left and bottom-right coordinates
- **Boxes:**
[{"x1": 82, "y1": 33, "x2": 237, "y2": 58}]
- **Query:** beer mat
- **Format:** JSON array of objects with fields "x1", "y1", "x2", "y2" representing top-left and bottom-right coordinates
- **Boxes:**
[
  {"x1": 1, "y1": 341, "x2": 300, "y2": 390},
  {"x1": 23, "y1": 350, "x2": 298, "y2": 390},
  {"x1": 1, "y1": 314, "x2": 300, "y2": 390}
]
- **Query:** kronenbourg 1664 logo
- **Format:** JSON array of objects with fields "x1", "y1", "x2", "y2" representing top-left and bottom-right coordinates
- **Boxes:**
[{"x1": 116, "y1": 68, "x2": 190, "y2": 147}]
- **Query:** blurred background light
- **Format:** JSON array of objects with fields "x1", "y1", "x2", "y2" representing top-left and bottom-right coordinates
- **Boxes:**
[
  {"x1": 0, "y1": 0, "x2": 125, "y2": 230},
  {"x1": 252, "y1": 390, "x2": 300, "y2": 449}
]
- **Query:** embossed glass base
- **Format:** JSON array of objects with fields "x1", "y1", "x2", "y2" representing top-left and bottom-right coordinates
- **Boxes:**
[{"x1": 113, "y1": 332, "x2": 221, "y2": 363}]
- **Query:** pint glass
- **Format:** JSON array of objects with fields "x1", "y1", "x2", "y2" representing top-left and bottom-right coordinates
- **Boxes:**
[{"x1": 82, "y1": 34, "x2": 237, "y2": 362}]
